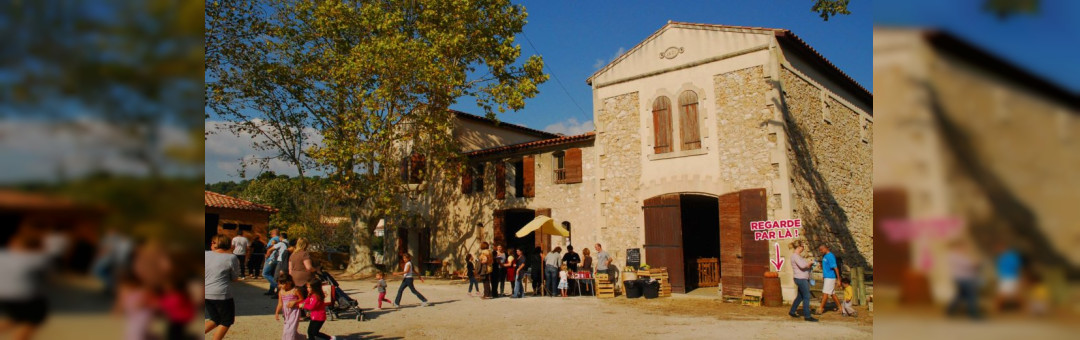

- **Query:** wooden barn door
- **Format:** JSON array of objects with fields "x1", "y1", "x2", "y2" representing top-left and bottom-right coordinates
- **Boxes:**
[
  {"x1": 719, "y1": 188, "x2": 768, "y2": 299},
  {"x1": 493, "y1": 210, "x2": 506, "y2": 247},
  {"x1": 643, "y1": 194, "x2": 686, "y2": 293},
  {"x1": 873, "y1": 189, "x2": 909, "y2": 286},
  {"x1": 740, "y1": 189, "x2": 768, "y2": 290}
]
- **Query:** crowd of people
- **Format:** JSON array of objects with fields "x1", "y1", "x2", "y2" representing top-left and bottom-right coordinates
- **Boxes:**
[{"x1": 465, "y1": 242, "x2": 616, "y2": 299}]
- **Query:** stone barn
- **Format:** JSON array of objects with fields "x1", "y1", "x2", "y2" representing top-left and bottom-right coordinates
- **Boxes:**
[{"x1": 394, "y1": 22, "x2": 872, "y2": 302}]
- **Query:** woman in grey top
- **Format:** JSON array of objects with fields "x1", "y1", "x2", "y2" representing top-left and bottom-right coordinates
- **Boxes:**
[
  {"x1": 205, "y1": 234, "x2": 241, "y2": 339},
  {"x1": 787, "y1": 240, "x2": 818, "y2": 322}
]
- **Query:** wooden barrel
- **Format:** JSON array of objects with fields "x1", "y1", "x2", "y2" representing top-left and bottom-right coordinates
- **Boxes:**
[{"x1": 762, "y1": 274, "x2": 783, "y2": 307}]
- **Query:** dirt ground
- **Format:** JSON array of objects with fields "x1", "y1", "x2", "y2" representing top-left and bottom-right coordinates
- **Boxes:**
[{"x1": 212, "y1": 274, "x2": 873, "y2": 339}]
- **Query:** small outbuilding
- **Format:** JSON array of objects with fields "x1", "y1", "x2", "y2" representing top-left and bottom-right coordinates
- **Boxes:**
[{"x1": 204, "y1": 190, "x2": 278, "y2": 250}]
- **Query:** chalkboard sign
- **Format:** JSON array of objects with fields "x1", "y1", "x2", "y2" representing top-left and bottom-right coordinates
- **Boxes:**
[{"x1": 626, "y1": 248, "x2": 641, "y2": 268}]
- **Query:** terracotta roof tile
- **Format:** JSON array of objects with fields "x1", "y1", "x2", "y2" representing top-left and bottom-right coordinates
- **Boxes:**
[
  {"x1": 465, "y1": 131, "x2": 595, "y2": 157},
  {"x1": 452, "y1": 110, "x2": 560, "y2": 139},
  {"x1": 205, "y1": 191, "x2": 278, "y2": 213}
]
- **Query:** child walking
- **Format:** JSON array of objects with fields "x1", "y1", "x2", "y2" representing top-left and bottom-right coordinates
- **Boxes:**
[
  {"x1": 373, "y1": 272, "x2": 393, "y2": 310},
  {"x1": 393, "y1": 253, "x2": 429, "y2": 307},
  {"x1": 840, "y1": 278, "x2": 857, "y2": 317},
  {"x1": 466, "y1": 254, "x2": 479, "y2": 297},
  {"x1": 275, "y1": 273, "x2": 302, "y2": 340},
  {"x1": 299, "y1": 278, "x2": 334, "y2": 340},
  {"x1": 558, "y1": 265, "x2": 569, "y2": 297}
]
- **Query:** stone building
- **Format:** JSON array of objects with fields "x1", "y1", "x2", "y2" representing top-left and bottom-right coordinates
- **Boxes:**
[
  {"x1": 874, "y1": 27, "x2": 1079, "y2": 304},
  {"x1": 204, "y1": 190, "x2": 278, "y2": 250},
  {"x1": 396, "y1": 22, "x2": 873, "y2": 302}
]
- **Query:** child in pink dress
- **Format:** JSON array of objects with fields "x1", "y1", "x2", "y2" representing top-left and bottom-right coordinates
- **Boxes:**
[
  {"x1": 299, "y1": 278, "x2": 333, "y2": 340},
  {"x1": 274, "y1": 273, "x2": 302, "y2": 340}
]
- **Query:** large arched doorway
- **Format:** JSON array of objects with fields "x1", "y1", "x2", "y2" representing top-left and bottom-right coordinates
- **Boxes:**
[
  {"x1": 493, "y1": 209, "x2": 536, "y2": 251},
  {"x1": 643, "y1": 189, "x2": 767, "y2": 296}
]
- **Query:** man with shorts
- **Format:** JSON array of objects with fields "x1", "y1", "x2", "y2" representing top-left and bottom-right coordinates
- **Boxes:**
[
  {"x1": 995, "y1": 243, "x2": 1023, "y2": 312},
  {"x1": 818, "y1": 244, "x2": 842, "y2": 314},
  {"x1": 205, "y1": 234, "x2": 241, "y2": 340},
  {"x1": 231, "y1": 232, "x2": 250, "y2": 279},
  {"x1": 594, "y1": 244, "x2": 616, "y2": 286}
]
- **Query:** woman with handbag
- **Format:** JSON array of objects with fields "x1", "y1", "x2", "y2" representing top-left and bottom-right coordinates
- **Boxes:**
[{"x1": 477, "y1": 242, "x2": 493, "y2": 299}]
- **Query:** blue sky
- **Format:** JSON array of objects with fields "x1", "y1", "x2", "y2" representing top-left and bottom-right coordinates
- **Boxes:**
[
  {"x1": 205, "y1": 0, "x2": 872, "y2": 183},
  {"x1": 450, "y1": 0, "x2": 873, "y2": 135},
  {"x1": 876, "y1": 0, "x2": 1080, "y2": 92}
]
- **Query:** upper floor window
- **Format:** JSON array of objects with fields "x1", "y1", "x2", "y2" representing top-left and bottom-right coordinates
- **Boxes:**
[
  {"x1": 652, "y1": 96, "x2": 673, "y2": 154},
  {"x1": 678, "y1": 91, "x2": 701, "y2": 150},
  {"x1": 552, "y1": 151, "x2": 566, "y2": 183},
  {"x1": 401, "y1": 153, "x2": 425, "y2": 184},
  {"x1": 461, "y1": 162, "x2": 485, "y2": 194}
]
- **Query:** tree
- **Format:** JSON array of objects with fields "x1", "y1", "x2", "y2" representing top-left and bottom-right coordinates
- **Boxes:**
[
  {"x1": 811, "y1": 0, "x2": 851, "y2": 21},
  {"x1": 205, "y1": 0, "x2": 548, "y2": 276},
  {"x1": 984, "y1": 0, "x2": 1040, "y2": 19}
]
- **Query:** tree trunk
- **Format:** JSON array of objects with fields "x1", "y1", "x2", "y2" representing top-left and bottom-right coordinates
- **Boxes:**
[{"x1": 344, "y1": 214, "x2": 376, "y2": 277}]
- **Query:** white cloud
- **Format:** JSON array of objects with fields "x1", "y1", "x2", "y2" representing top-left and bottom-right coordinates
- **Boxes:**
[
  {"x1": 594, "y1": 47, "x2": 627, "y2": 70},
  {"x1": 543, "y1": 118, "x2": 594, "y2": 136},
  {"x1": 0, "y1": 118, "x2": 195, "y2": 183},
  {"x1": 204, "y1": 120, "x2": 322, "y2": 183}
]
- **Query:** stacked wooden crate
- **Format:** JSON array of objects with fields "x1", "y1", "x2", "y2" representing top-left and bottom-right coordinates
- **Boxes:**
[
  {"x1": 650, "y1": 268, "x2": 671, "y2": 297},
  {"x1": 596, "y1": 273, "x2": 615, "y2": 298}
]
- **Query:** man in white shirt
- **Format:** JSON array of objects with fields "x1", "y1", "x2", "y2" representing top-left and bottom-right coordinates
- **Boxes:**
[{"x1": 231, "y1": 232, "x2": 250, "y2": 279}]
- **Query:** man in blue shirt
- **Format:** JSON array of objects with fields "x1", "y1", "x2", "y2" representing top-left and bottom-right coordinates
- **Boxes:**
[
  {"x1": 995, "y1": 243, "x2": 1023, "y2": 312},
  {"x1": 818, "y1": 244, "x2": 842, "y2": 314}
]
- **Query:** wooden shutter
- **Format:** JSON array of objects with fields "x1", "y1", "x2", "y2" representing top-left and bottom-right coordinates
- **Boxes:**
[
  {"x1": 461, "y1": 164, "x2": 473, "y2": 194},
  {"x1": 493, "y1": 210, "x2": 505, "y2": 247},
  {"x1": 679, "y1": 91, "x2": 701, "y2": 150},
  {"x1": 739, "y1": 189, "x2": 768, "y2": 291},
  {"x1": 409, "y1": 153, "x2": 425, "y2": 183},
  {"x1": 495, "y1": 162, "x2": 506, "y2": 199},
  {"x1": 535, "y1": 208, "x2": 550, "y2": 252},
  {"x1": 719, "y1": 191, "x2": 743, "y2": 299},
  {"x1": 523, "y1": 156, "x2": 535, "y2": 197},
  {"x1": 652, "y1": 96, "x2": 673, "y2": 154},
  {"x1": 564, "y1": 148, "x2": 582, "y2": 184}
]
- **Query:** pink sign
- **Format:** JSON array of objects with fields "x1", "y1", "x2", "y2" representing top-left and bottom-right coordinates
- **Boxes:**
[{"x1": 751, "y1": 219, "x2": 802, "y2": 241}]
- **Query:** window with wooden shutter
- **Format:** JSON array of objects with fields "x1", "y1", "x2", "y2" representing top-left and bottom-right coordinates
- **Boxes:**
[
  {"x1": 563, "y1": 148, "x2": 582, "y2": 184},
  {"x1": 495, "y1": 162, "x2": 506, "y2": 199},
  {"x1": 552, "y1": 151, "x2": 566, "y2": 183},
  {"x1": 523, "y1": 155, "x2": 535, "y2": 197},
  {"x1": 679, "y1": 91, "x2": 701, "y2": 150},
  {"x1": 473, "y1": 163, "x2": 485, "y2": 193},
  {"x1": 652, "y1": 96, "x2": 673, "y2": 154},
  {"x1": 461, "y1": 164, "x2": 473, "y2": 194},
  {"x1": 408, "y1": 153, "x2": 425, "y2": 184}
]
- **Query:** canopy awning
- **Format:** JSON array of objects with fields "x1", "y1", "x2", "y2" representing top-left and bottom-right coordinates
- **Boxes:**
[{"x1": 515, "y1": 215, "x2": 569, "y2": 238}]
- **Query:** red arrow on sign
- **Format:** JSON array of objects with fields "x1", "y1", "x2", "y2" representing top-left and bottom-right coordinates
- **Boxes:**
[{"x1": 770, "y1": 243, "x2": 785, "y2": 271}]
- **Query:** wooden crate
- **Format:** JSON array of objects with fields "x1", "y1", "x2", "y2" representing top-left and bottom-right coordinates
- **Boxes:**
[
  {"x1": 742, "y1": 288, "x2": 763, "y2": 306},
  {"x1": 596, "y1": 274, "x2": 615, "y2": 298}
]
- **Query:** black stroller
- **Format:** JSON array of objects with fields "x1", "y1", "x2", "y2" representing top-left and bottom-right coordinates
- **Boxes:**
[{"x1": 317, "y1": 270, "x2": 364, "y2": 321}]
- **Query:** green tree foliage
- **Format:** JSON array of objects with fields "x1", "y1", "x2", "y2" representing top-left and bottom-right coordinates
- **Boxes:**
[
  {"x1": 984, "y1": 0, "x2": 1040, "y2": 19},
  {"x1": 206, "y1": 0, "x2": 548, "y2": 275},
  {"x1": 811, "y1": 0, "x2": 852, "y2": 21}
]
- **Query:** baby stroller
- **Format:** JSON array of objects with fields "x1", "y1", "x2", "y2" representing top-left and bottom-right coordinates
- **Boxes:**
[{"x1": 317, "y1": 270, "x2": 364, "y2": 321}]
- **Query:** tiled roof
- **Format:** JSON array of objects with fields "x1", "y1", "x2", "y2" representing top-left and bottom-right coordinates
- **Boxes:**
[
  {"x1": 205, "y1": 191, "x2": 278, "y2": 213},
  {"x1": 465, "y1": 131, "x2": 595, "y2": 157},
  {"x1": 587, "y1": 22, "x2": 872, "y2": 106},
  {"x1": 452, "y1": 110, "x2": 560, "y2": 139},
  {"x1": 0, "y1": 189, "x2": 101, "y2": 213}
]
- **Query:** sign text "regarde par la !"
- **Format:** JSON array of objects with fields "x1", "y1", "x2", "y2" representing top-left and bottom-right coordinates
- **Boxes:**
[{"x1": 750, "y1": 219, "x2": 802, "y2": 241}]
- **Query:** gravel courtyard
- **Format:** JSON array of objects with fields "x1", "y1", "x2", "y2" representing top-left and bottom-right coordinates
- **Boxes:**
[{"x1": 215, "y1": 274, "x2": 872, "y2": 339}]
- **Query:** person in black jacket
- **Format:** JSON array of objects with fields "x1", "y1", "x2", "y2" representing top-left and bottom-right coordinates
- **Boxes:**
[{"x1": 530, "y1": 246, "x2": 543, "y2": 296}]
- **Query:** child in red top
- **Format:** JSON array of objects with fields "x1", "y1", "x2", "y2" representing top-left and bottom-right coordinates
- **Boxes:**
[
  {"x1": 159, "y1": 280, "x2": 196, "y2": 340},
  {"x1": 298, "y1": 278, "x2": 333, "y2": 340}
]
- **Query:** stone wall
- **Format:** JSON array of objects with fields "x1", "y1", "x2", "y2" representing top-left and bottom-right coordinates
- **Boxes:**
[
  {"x1": 780, "y1": 67, "x2": 874, "y2": 269},
  {"x1": 596, "y1": 92, "x2": 643, "y2": 265},
  {"x1": 713, "y1": 66, "x2": 774, "y2": 205}
]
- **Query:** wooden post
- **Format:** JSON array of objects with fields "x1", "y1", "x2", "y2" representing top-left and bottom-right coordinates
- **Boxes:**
[{"x1": 855, "y1": 267, "x2": 866, "y2": 306}]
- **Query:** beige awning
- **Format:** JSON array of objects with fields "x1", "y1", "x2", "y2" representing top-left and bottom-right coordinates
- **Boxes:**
[{"x1": 515, "y1": 215, "x2": 570, "y2": 238}]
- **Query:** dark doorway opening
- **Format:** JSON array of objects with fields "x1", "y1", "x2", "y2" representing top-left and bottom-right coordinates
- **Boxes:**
[
  {"x1": 205, "y1": 213, "x2": 219, "y2": 250},
  {"x1": 502, "y1": 209, "x2": 535, "y2": 252},
  {"x1": 680, "y1": 194, "x2": 720, "y2": 292}
]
